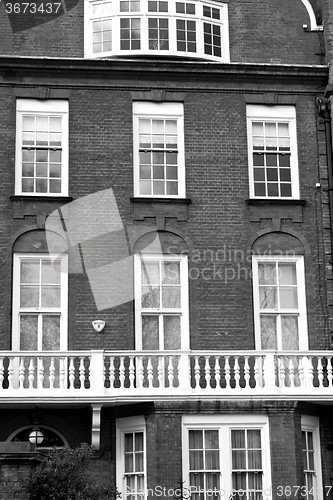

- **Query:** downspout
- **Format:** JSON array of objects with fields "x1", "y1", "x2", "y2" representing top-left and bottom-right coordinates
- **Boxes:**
[{"x1": 316, "y1": 97, "x2": 333, "y2": 262}]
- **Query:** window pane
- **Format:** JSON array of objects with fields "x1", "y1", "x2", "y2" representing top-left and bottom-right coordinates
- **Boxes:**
[
  {"x1": 21, "y1": 261, "x2": 40, "y2": 283},
  {"x1": 142, "y1": 315, "x2": 159, "y2": 349},
  {"x1": 42, "y1": 315, "x2": 60, "y2": 350},
  {"x1": 141, "y1": 261, "x2": 160, "y2": 284},
  {"x1": 125, "y1": 433, "x2": 133, "y2": 452},
  {"x1": 231, "y1": 430, "x2": 245, "y2": 448},
  {"x1": 162, "y1": 262, "x2": 180, "y2": 284},
  {"x1": 258, "y1": 263, "x2": 276, "y2": 285},
  {"x1": 41, "y1": 261, "x2": 61, "y2": 284},
  {"x1": 281, "y1": 316, "x2": 298, "y2": 350},
  {"x1": 20, "y1": 286, "x2": 39, "y2": 308},
  {"x1": 259, "y1": 287, "x2": 277, "y2": 308},
  {"x1": 260, "y1": 316, "x2": 277, "y2": 349},
  {"x1": 41, "y1": 286, "x2": 61, "y2": 307},
  {"x1": 141, "y1": 286, "x2": 160, "y2": 308},
  {"x1": 135, "y1": 432, "x2": 144, "y2": 451},
  {"x1": 162, "y1": 287, "x2": 180, "y2": 308},
  {"x1": 20, "y1": 315, "x2": 38, "y2": 350},
  {"x1": 163, "y1": 316, "x2": 181, "y2": 349},
  {"x1": 247, "y1": 430, "x2": 261, "y2": 448}
]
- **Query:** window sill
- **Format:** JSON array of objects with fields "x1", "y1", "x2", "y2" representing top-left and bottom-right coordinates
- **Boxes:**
[
  {"x1": 10, "y1": 195, "x2": 73, "y2": 203},
  {"x1": 246, "y1": 198, "x2": 306, "y2": 206},
  {"x1": 130, "y1": 197, "x2": 191, "y2": 222}
]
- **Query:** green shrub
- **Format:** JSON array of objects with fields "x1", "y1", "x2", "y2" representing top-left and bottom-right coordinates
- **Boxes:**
[{"x1": 28, "y1": 443, "x2": 120, "y2": 500}]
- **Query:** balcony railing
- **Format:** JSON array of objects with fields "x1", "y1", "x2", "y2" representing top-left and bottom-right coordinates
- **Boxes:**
[{"x1": 0, "y1": 350, "x2": 332, "y2": 401}]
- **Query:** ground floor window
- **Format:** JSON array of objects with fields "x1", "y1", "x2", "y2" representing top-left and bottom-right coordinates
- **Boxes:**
[{"x1": 182, "y1": 415, "x2": 271, "y2": 500}]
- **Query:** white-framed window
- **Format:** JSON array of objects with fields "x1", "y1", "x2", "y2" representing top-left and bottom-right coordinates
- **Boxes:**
[
  {"x1": 252, "y1": 256, "x2": 308, "y2": 350},
  {"x1": 116, "y1": 416, "x2": 146, "y2": 500},
  {"x1": 301, "y1": 416, "x2": 323, "y2": 500},
  {"x1": 15, "y1": 99, "x2": 69, "y2": 196},
  {"x1": 246, "y1": 105, "x2": 299, "y2": 199},
  {"x1": 84, "y1": 0, "x2": 229, "y2": 62},
  {"x1": 182, "y1": 415, "x2": 272, "y2": 500},
  {"x1": 12, "y1": 254, "x2": 68, "y2": 351},
  {"x1": 133, "y1": 102, "x2": 185, "y2": 198},
  {"x1": 134, "y1": 253, "x2": 189, "y2": 350}
]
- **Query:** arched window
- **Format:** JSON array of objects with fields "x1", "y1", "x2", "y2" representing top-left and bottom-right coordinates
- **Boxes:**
[{"x1": 7, "y1": 426, "x2": 68, "y2": 449}]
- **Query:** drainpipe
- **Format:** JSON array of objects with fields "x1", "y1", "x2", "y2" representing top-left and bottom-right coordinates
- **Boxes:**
[{"x1": 316, "y1": 97, "x2": 333, "y2": 263}]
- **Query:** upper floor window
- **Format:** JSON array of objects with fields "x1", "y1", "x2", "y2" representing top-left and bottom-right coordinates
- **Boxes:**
[
  {"x1": 247, "y1": 105, "x2": 299, "y2": 199},
  {"x1": 133, "y1": 102, "x2": 185, "y2": 198},
  {"x1": 12, "y1": 253, "x2": 68, "y2": 353},
  {"x1": 252, "y1": 256, "x2": 308, "y2": 351},
  {"x1": 85, "y1": 0, "x2": 229, "y2": 61},
  {"x1": 15, "y1": 99, "x2": 69, "y2": 197},
  {"x1": 134, "y1": 253, "x2": 189, "y2": 350}
]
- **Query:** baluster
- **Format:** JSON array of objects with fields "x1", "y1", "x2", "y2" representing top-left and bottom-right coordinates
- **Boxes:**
[
  {"x1": 59, "y1": 358, "x2": 66, "y2": 389},
  {"x1": 234, "y1": 356, "x2": 240, "y2": 389},
  {"x1": 158, "y1": 357, "x2": 164, "y2": 388},
  {"x1": 147, "y1": 357, "x2": 153, "y2": 388},
  {"x1": 317, "y1": 357, "x2": 323, "y2": 388},
  {"x1": 137, "y1": 356, "x2": 144, "y2": 389},
  {"x1": 224, "y1": 356, "x2": 231, "y2": 389},
  {"x1": 298, "y1": 357, "x2": 305, "y2": 388},
  {"x1": 214, "y1": 357, "x2": 221, "y2": 389},
  {"x1": 109, "y1": 357, "x2": 115, "y2": 389},
  {"x1": 194, "y1": 356, "x2": 200, "y2": 389},
  {"x1": 278, "y1": 357, "x2": 286, "y2": 388},
  {"x1": 79, "y1": 357, "x2": 85, "y2": 389},
  {"x1": 168, "y1": 357, "x2": 174, "y2": 388},
  {"x1": 38, "y1": 358, "x2": 44, "y2": 388},
  {"x1": 49, "y1": 358, "x2": 55, "y2": 389},
  {"x1": 288, "y1": 357, "x2": 295, "y2": 388},
  {"x1": 129, "y1": 356, "x2": 135, "y2": 389},
  {"x1": 0, "y1": 358, "x2": 4, "y2": 389},
  {"x1": 327, "y1": 356, "x2": 333, "y2": 388},
  {"x1": 308, "y1": 356, "x2": 314, "y2": 388},
  {"x1": 28, "y1": 358, "x2": 34, "y2": 389},
  {"x1": 205, "y1": 356, "x2": 211, "y2": 388},
  {"x1": 254, "y1": 356, "x2": 260, "y2": 388},
  {"x1": 8, "y1": 358, "x2": 15, "y2": 390},
  {"x1": 244, "y1": 356, "x2": 250, "y2": 389},
  {"x1": 119, "y1": 357, "x2": 125, "y2": 389},
  {"x1": 69, "y1": 358, "x2": 75, "y2": 389},
  {"x1": 19, "y1": 358, "x2": 25, "y2": 389}
]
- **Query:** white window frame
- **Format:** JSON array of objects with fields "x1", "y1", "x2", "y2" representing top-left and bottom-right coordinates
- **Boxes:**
[
  {"x1": 301, "y1": 416, "x2": 323, "y2": 500},
  {"x1": 134, "y1": 253, "x2": 189, "y2": 350},
  {"x1": 12, "y1": 253, "x2": 68, "y2": 351},
  {"x1": 84, "y1": 0, "x2": 230, "y2": 62},
  {"x1": 182, "y1": 415, "x2": 272, "y2": 500},
  {"x1": 15, "y1": 99, "x2": 69, "y2": 197},
  {"x1": 246, "y1": 105, "x2": 299, "y2": 199},
  {"x1": 133, "y1": 102, "x2": 185, "y2": 198},
  {"x1": 252, "y1": 255, "x2": 308, "y2": 351},
  {"x1": 116, "y1": 416, "x2": 147, "y2": 500}
]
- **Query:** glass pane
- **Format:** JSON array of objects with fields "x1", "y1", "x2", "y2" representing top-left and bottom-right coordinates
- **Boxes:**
[
  {"x1": 279, "y1": 264, "x2": 297, "y2": 285},
  {"x1": 232, "y1": 450, "x2": 246, "y2": 469},
  {"x1": 42, "y1": 315, "x2": 60, "y2": 350},
  {"x1": 21, "y1": 260, "x2": 40, "y2": 283},
  {"x1": 189, "y1": 450, "x2": 203, "y2": 470},
  {"x1": 231, "y1": 430, "x2": 245, "y2": 448},
  {"x1": 248, "y1": 430, "x2": 261, "y2": 448},
  {"x1": 205, "y1": 449, "x2": 220, "y2": 469},
  {"x1": 189, "y1": 430, "x2": 203, "y2": 449},
  {"x1": 141, "y1": 286, "x2": 160, "y2": 308},
  {"x1": 141, "y1": 261, "x2": 159, "y2": 284},
  {"x1": 125, "y1": 454, "x2": 133, "y2": 473},
  {"x1": 281, "y1": 316, "x2": 298, "y2": 350},
  {"x1": 20, "y1": 315, "x2": 38, "y2": 350},
  {"x1": 308, "y1": 451, "x2": 314, "y2": 470},
  {"x1": 20, "y1": 286, "x2": 39, "y2": 308},
  {"x1": 258, "y1": 263, "x2": 276, "y2": 285},
  {"x1": 248, "y1": 450, "x2": 262, "y2": 469},
  {"x1": 162, "y1": 262, "x2": 180, "y2": 284},
  {"x1": 205, "y1": 430, "x2": 219, "y2": 449},
  {"x1": 260, "y1": 316, "x2": 277, "y2": 349},
  {"x1": 135, "y1": 452, "x2": 144, "y2": 472},
  {"x1": 308, "y1": 432, "x2": 313, "y2": 451},
  {"x1": 280, "y1": 287, "x2": 298, "y2": 308},
  {"x1": 259, "y1": 287, "x2": 277, "y2": 308},
  {"x1": 135, "y1": 432, "x2": 144, "y2": 451},
  {"x1": 41, "y1": 261, "x2": 61, "y2": 284},
  {"x1": 163, "y1": 316, "x2": 181, "y2": 349},
  {"x1": 41, "y1": 286, "x2": 61, "y2": 307},
  {"x1": 125, "y1": 433, "x2": 133, "y2": 452},
  {"x1": 142, "y1": 315, "x2": 159, "y2": 349},
  {"x1": 162, "y1": 287, "x2": 180, "y2": 308}
]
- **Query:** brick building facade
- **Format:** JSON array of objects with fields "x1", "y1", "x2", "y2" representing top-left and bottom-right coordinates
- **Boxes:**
[{"x1": 1, "y1": 0, "x2": 333, "y2": 498}]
